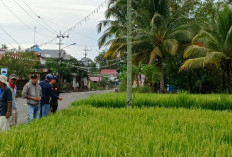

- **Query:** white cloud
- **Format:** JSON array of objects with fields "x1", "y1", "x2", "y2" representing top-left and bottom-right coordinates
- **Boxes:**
[{"x1": 0, "y1": 0, "x2": 107, "y2": 60}]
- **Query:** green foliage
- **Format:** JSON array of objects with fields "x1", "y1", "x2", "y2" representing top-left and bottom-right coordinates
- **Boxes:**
[
  {"x1": 90, "y1": 81, "x2": 104, "y2": 90},
  {"x1": 1, "y1": 94, "x2": 232, "y2": 155},
  {"x1": 46, "y1": 58, "x2": 87, "y2": 82},
  {"x1": 73, "y1": 93, "x2": 232, "y2": 111},
  {"x1": 142, "y1": 65, "x2": 160, "y2": 85},
  {"x1": 181, "y1": 5, "x2": 232, "y2": 93},
  {"x1": 0, "y1": 52, "x2": 39, "y2": 78},
  {"x1": 134, "y1": 85, "x2": 153, "y2": 93}
]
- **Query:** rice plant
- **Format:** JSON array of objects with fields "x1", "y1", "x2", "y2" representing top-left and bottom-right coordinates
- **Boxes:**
[
  {"x1": 0, "y1": 105, "x2": 232, "y2": 156},
  {"x1": 73, "y1": 93, "x2": 232, "y2": 111}
]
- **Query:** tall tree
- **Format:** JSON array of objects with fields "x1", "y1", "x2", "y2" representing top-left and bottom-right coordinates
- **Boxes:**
[
  {"x1": 98, "y1": 0, "x2": 201, "y2": 92},
  {"x1": 180, "y1": 6, "x2": 232, "y2": 93}
]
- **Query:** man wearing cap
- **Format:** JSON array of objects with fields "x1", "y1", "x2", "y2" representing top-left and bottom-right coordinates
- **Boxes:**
[
  {"x1": 22, "y1": 74, "x2": 42, "y2": 122},
  {"x1": 39, "y1": 74, "x2": 62, "y2": 118},
  {"x1": 50, "y1": 76, "x2": 60, "y2": 113},
  {"x1": 7, "y1": 74, "x2": 18, "y2": 127},
  {"x1": 0, "y1": 75, "x2": 12, "y2": 131}
]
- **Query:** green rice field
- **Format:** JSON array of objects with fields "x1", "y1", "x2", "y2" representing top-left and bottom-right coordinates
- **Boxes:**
[{"x1": 0, "y1": 93, "x2": 232, "y2": 156}]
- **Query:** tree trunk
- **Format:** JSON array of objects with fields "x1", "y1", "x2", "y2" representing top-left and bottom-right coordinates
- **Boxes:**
[
  {"x1": 136, "y1": 75, "x2": 139, "y2": 88},
  {"x1": 188, "y1": 71, "x2": 192, "y2": 93},
  {"x1": 226, "y1": 62, "x2": 231, "y2": 93},
  {"x1": 158, "y1": 59, "x2": 165, "y2": 93},
  {"x1": 222, "y1": 70, "x2": 226, "y2": 93}
]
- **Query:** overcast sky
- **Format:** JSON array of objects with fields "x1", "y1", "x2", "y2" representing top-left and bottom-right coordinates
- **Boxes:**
[{"x1": 0, "y1": 0, "x2": 107, "y2": 60}]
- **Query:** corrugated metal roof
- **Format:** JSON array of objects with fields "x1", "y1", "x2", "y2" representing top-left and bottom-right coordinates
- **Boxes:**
[
  {"x1": 100, "y1": 69, "x2": 118, "y2": 75},
  {"x1": 89, "y1": 76, "x2": 102, "y2": 82},
  {"x1": 40, "y1": 49, "x2": 71, "y2": 60}
]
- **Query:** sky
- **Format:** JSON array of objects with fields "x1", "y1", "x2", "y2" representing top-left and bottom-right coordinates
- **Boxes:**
[{"x1": 0, "y1": 0, "x2": 107, "y2": 60}]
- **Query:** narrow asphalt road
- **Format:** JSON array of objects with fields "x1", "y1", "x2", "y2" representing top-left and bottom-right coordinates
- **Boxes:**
[{"x1": 16, "y1": 90, "x2": 114, "y2": 124}]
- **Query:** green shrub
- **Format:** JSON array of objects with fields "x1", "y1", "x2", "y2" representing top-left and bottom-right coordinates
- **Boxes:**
[{"x1": 134, "y1": 85, "x2": 152, "y2": 93}]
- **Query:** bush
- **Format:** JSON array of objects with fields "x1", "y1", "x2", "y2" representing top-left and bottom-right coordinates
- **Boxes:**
[{"x1": 134, "y1": 85, "x2": 152, "y2": 93}]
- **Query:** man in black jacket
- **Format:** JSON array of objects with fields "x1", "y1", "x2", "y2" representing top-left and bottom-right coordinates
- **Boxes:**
[{"x1": 50, "y1": 76, "x2": 60, "y2": 113}]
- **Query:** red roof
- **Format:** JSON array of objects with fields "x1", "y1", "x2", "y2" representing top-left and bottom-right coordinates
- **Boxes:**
[
  {"x1": 89, "y1": 76, "x2": 102, "y2": 82},
  {"x1": 100, "y1": 69, "x2": 118, "y2": 75}
]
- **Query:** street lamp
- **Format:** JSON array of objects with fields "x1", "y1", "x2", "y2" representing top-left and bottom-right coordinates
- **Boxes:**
[
  {"x1": 60, "y1": 43, "x2": 77, "y2": 59},
  {"x1": 61, "y1": 43, "x2": 77, "y2": 50}
]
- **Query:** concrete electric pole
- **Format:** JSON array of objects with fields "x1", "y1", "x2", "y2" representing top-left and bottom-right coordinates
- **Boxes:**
[
  {"x1": 57, "y1": 31, "x2": 69, "y2": 60},
  {"x1": 127, "y1": 0, "x2": 132, "y2": 107}
]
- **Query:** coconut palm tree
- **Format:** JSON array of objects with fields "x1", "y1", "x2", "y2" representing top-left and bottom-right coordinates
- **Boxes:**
[
  {"x1": 98, "y1": 0, "x2": 201, "y2": 93},
  {"x1": 180, "y1": 6, "x2": 232, "y2": 93}
]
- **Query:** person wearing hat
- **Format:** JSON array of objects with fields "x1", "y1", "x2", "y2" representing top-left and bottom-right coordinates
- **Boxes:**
[
  {"x1": 7, "y1": 74, "x2": 18, "y2": 127},
  {"x1": 22, "y1": 74, "x2": 42, "y2": 122},
  {"x1": 0, "y1": 75, "x2": 12, "y2": 131},
  {"x1": 39, "y1": 74, "x2": 62, "y2": 118},
  {"x1": 50, "y1": 76, "x2": 60, "y2": 113}
]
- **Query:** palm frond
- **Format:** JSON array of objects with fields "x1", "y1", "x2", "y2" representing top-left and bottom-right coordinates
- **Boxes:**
[
  {"x1": 224, "y1": 25, "x2": 232, "y2": 53},
  {"x1": 179, "y1": 57, "x2": 206, "y2": 71},
  {"x1": 162, "y1": 39, "x2": 179, "y2": 55},
  {"x1": 149, "y1": 47, "x2": 162, "y2": 64},
  {"x1": 168, "y1": 30, "x2": 193, "y2": 43},
  {"x1": 205, "y1": 51, "x2": 228, "y2": 67},
  {"x1": 192, "y1": 30, "x2": 221, "y2": 50},
  {"x1": 183, "y1": 45, "x2": 213, "y2": 59}
]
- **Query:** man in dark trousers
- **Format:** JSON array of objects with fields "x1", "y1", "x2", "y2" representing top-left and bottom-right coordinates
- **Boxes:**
[
  {"x1": 50, "y1": 76, "x2": 60, "y2": 113},
  {"x1": 39, "y1": 74, "x2": 62, "y2": 118}
]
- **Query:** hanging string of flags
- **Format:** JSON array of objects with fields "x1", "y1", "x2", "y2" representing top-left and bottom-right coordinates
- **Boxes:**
[
  {"x1": 64, "y1": 0, "x2": 107, "y2": 34},
  {"x1": 3, "y1": 54, "x2": 39, "y2": 62},
  {"x1": 48, "y1": 60, "x2": 89, "y2": 72},
  {"x1": 39, "y1": 0, "x2": 107, "y2": 47}
]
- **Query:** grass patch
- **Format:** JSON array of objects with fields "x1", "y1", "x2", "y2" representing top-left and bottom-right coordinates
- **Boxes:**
[
  {"x1": 1, "y1": 93, "x2": 232, "y2": 156},
  {"x1": 73, "y1": 93, "x2": 232, "y2": 111},
  {"x1": 0, "y1": 105, "x2": 232, "y2": 156}
]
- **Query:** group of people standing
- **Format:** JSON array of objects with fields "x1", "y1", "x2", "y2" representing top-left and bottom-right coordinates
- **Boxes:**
[{"x1": 0, "y1": 74, "x2": 62, "y2": 131}]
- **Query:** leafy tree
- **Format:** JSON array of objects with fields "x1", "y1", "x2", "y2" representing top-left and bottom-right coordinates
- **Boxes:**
[
  {"x1": 0, "y1": 52, "x2": 39, "y2": 78},
  {"x1": 1, "y1": 44, "x2": 8, "y2": 50},
  {"x1": 142, "y1": 64, "x2": 160, "y2": 91},
  {"x1": 98, "y1": 0, "x2": 201, "y2": 93},
  {"x1": 46, "y1": 58, "x2": 87, "y2": 82},
  {"x1": 180, "y1": 6, "x2": 232, "y2": 93}
]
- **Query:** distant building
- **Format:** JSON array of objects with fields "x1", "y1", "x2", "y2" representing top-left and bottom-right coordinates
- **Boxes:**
[
  {"x1": 100, "y1": 69, "x2": 119, "y2": 82},
  {"x1": 39, "y1": 49, "x2": 72, "y2": 65},
  {"x1": 89, "y1": 76, "x2": 102, "y2": 82}
]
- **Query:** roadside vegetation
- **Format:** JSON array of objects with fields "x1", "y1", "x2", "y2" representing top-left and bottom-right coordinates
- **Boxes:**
[{"x1": 1, "y1": 94, "x2": 232, "y2": 156}]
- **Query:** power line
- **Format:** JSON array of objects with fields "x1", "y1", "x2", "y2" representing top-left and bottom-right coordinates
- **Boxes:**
[
  {"x1": 39, "y1": 0, "x2": 107, "y2": 47},
  {"x1": 19, "y1": 0, "x2": 59, "y2": 33},
  {"x1": 12, "y1": 0, "x2": 57, "y2": 34},
  {"x1": 0, "y1": 24, "x2": 22, "y2": 48},
  {"x1": 21, "y1": 0, "x2": 73, "y2": 33},
  {"x1": 0, "y1": 36, "x2": 17, "y2": 49},
  {"x1": 0, "y1": 0, "x2": 54, "y2": 39}
]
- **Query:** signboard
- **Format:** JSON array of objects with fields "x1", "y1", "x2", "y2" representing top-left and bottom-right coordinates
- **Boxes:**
[{"x1": 1, "y1": 68, "x2": 8, "y2": 76}]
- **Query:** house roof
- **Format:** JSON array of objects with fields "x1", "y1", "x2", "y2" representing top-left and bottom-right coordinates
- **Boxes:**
[
  {"x1": 40, "y1": 49, "x2": 71, "y2": 60},
  {"x1": 32, "y1": 46, "x2": 42, "y2": 52},
  {"x1": 100, "y1": 69, "x2": 118, "y2": 75},
  {"x1": 89, "y1": 76, "x2": 102, "y2": 82}
]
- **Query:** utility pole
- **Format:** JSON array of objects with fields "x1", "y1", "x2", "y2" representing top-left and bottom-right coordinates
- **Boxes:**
[
  {"x1": 57, "y1": 31, "x2": 69, "y2": 60},
  {"x1": 57, "y1": 31, "x2": 69, "y2": 82},
  {"x1": 83, "y1": 46, "x2": 92, "y2": 91},
  {"x1": 83, "y1": 46, "x2": 92, "y2": 59},
  {"x1": 127, "y1": 0, "x2": 132, "y2": 107},
  {"x1": 83, "y1": 46, "x2": 92, "y2": 69}
]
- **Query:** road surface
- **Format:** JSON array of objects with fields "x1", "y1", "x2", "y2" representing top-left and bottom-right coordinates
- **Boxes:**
[{"x1": 16, "y1": 90, "x2": 114, "y2": 124}]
